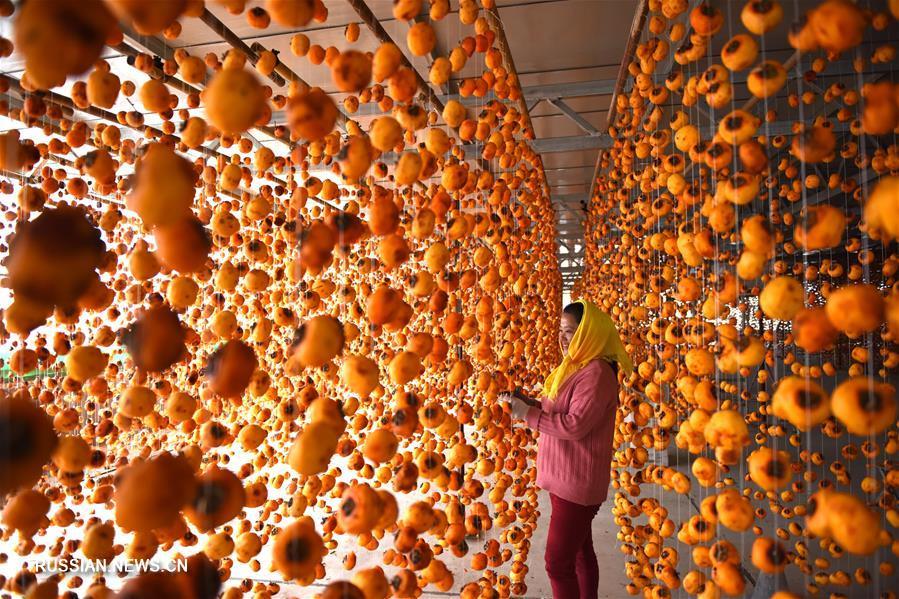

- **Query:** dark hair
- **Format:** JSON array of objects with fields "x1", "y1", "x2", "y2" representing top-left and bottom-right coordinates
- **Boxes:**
[
  {"x1": 562, "y1": 301, "x2": 619, "y2": 375},
  {"x1": 562, "y1": 302, "x2": 584, "y2": 324}
]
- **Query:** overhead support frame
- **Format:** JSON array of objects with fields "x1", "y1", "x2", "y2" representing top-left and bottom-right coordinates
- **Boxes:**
[
  {"x1": 547, "y1": 98, "x2": 600, "y2": 136},
  {"x1": 379, "y1": 134, "x2": 611, "y2": 164}
]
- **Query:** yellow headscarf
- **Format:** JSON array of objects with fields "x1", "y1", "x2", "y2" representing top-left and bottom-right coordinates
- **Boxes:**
[{"x1": 542, "y1": 299, "x2": 633, "y2": 399}]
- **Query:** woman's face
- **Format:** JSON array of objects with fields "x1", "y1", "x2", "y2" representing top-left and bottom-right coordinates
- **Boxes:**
[{"x1": 559, "y1": 313, "x2": 579, "y2": 354}]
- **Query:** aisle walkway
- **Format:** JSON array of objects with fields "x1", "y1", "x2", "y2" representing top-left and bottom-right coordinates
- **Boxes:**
[{"x1": 523, "y1": 488, "x2": 628, "y2": 599}]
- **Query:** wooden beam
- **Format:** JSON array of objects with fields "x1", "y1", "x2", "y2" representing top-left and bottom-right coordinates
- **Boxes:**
[
  {"x1": 605, "y1": 0, "x2": 649, "y2": 129},
  {"x1": 345, "y1": 0, "x2": 492, "y2": 175},
  {"x1": 345, "y1": 0, "x2": 443, "y2": 110},
  {"x1": 482, "y1": 5, "x2": 551, "y2": 200},
  {"x1": 198, "y1": 9, "x2": 286, "y2": 87},
  {"x1": 587, "y1": 0, "x2": 649, "y2": 219},
  {"x1": 0, "y1": 75, "x2": 342, "y2": 209},
  {"x1": 115, "y1": 30, "x2": 291, "y2": 144},
  {"x1": 250, "y1": 41, "x2": 350, "y2": 132},
  {"x1": 411, "y1": 9, "x2": 447, "y2": 95}
]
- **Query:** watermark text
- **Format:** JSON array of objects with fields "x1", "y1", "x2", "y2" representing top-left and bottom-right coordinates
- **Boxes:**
[{"x1": 32, "y1": 558, "x2": 188, "y2": 574}]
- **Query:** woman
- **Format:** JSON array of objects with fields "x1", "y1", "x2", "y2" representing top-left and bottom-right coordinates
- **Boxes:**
[{"x1": 501, "y1": 300, "x2": 632, "y2": 599}]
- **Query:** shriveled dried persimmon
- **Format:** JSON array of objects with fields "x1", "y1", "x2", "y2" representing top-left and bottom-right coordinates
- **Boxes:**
[{"x1": 581, "y1": 0, "x2": 899, "y2": 594}]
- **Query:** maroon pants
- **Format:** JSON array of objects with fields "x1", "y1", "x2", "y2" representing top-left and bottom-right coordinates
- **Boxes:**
[{"x1": 545, "y1": 493, "x2": 602, "y2": 599}]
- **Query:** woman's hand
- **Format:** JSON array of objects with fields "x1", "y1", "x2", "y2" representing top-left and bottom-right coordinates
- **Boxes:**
[
  {"x1": 499, "y1": 392, "x2": 533, "y2": 421},
  {"x1": 499, "y1": 388, "x2": 538, "y2": 406},
  {"x1": 509, "y1": 397, "x2": 532, "y2": 421}
]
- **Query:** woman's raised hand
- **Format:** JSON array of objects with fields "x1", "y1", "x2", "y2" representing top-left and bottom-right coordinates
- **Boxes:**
[
  {"x1": 499, "y1": 392, "x2": 533, "y2": 421},
  {"x1": 509, "y1": 397, "x2": 532, "y2": 421}
]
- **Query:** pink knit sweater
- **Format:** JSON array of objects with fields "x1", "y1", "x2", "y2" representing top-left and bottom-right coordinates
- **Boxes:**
[{"x1": 524, "y1": 359, "x2": 618, "y2": 506}]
